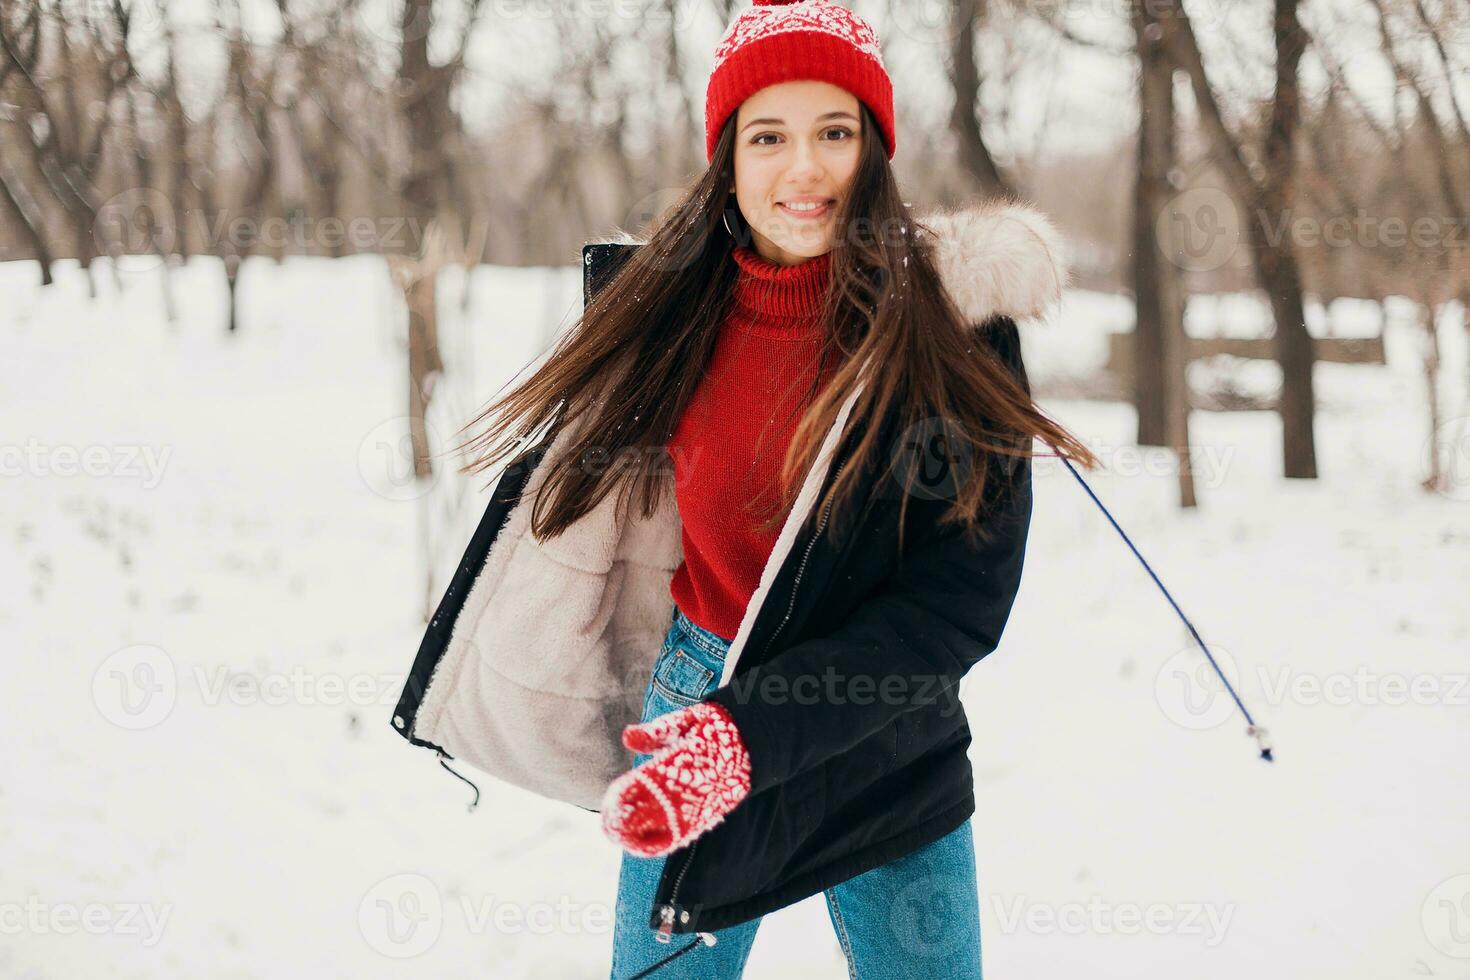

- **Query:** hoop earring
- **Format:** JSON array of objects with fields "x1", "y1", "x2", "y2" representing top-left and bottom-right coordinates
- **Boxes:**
[{"x1": 722, "y1": 207, "x2": 739, "y2": 239}]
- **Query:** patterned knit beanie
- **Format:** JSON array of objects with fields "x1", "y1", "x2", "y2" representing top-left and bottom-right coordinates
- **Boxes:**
[{"x1": 705, "y1": 0, "x2": 896, "y2": 163}]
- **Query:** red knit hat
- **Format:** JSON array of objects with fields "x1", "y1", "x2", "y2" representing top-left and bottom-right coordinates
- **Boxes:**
[{"x1": 705, "y1": 0, "x2": 895, "y2": 163}]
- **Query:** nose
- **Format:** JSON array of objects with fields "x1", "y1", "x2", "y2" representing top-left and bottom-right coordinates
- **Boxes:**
[{"x1": 785, "y1": 137, "x2": 826, "y2": 183}]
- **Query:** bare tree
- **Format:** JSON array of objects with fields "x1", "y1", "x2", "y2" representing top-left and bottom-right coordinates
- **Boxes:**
[
  {"x1": 395, "y1": 0, "x2": 485, "y2": 480},
  {"x1": 948, "y1": 0, "x2": 1014, "y2": 198},
  {"x1": 0, "y1": 2, "x2": 56, "y2": 283},
  {"x1": 206, "y1": 0, "x2": 285, "y2": 331},
  {"x1": 0, "y1": 0, "x2": 134, "y2": 297},
  {"x1": 1367, "y1": 0, "x2": 1469, "y2": 489},
  {"x1": 274, "y1": 0, "x2": 354, "y2": 258},
  {"x1": 1160, "y1": 0, "x2": 1319, "y2": 479},
  {"x1": 1308, "y1": 0, "x2": 1470, "y2": 491},
  {"x1": 120, "y1": 84, "x2": 178, "y2": 321}
]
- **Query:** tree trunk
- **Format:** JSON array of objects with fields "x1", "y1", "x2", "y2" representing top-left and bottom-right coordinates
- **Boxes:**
[
  {"x1": 226, "y1": 254, "x2": 242, "y2": 334},
  {"x1": 399, "y1": 0, "x2": 448, "y2": 480},
  {"x1": 1418, "y1": 289, "x2": 1443, "y2": 491},
  {"x1": 1132, "y1": 7, "x2": 1171, "y2": 448},
  {"x1": 1259, "y1": 0, "x2": 1316, "y2": 479},
  {"x1": 1163, "y1": 262, "x2": 1196, "y2": 508},
  {"x1": 1134, "y1": 3, "x2": 1195, "y2": 506},
  {"x1": 948, "y1": 0, "x2": 1013, "y2": 198},
  {"x1": 0, "y1": 158, "x2": 55, "y2": 285},
  {"x1": 1248, "y1": 201, "x2": 1317, "y2": 478},
  {"x1": 407, "y1": 274, "x2": 440, "y2": 479}
]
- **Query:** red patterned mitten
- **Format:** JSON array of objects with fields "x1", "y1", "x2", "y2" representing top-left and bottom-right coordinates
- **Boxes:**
[{"x1": 600, "y1": 701, "x2": 753, "y2": 858}]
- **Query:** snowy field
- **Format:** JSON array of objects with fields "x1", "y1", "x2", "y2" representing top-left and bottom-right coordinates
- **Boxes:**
[{"x1": 2, "y1": 252, "x2": 1468, "y2": 980}]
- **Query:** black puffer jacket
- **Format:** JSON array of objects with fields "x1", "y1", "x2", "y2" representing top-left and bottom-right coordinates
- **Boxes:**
[{"x1": 390, "y1": 200, "x2": 1065, "y2": 941}]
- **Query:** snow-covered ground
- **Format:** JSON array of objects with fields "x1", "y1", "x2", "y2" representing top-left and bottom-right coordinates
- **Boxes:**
[{"x1": 2, "y1": 253, "x2": 1468, "y2": 980}]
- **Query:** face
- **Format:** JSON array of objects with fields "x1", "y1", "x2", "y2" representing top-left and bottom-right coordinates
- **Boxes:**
[{"x1": 731, "y1": 80, "x2": 863, "y2": 266}]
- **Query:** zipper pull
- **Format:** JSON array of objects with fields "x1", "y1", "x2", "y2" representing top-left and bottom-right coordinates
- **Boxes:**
[
  {"x1": 436, "y1": 750, "x2": 482, "y2": 812},
  {"x1": 655, "y1": 905, "x2": 676, "y2": 944}
]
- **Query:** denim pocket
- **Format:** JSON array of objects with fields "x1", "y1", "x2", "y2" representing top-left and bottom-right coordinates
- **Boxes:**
[{"x1": 651, "y1": 644, "x2": 716, "y2": 707}]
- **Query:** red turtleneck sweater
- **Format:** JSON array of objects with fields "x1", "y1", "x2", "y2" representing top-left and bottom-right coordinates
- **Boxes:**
[{"x1": 666, "y1": 244, "x2": 841, "y2": 642}]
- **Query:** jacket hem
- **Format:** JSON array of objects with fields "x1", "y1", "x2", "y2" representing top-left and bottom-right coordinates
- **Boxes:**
[{"x1": 669, "y1": 791, "x2": 977, "y2": 935}]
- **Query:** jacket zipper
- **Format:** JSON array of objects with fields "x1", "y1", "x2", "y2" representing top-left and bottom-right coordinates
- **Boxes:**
[
  {"x1": 653, "y1": 438, "x2": 850, "y2": 942},
  {"x1": 762, "y1": 463, "x2": 840, "y2": 659},
  {"x1": 655, "y1": 845, "x2": 699, "y2": 942},
  {"x1": 763, "y1": 431, "x2": 852, "y2": 659}
]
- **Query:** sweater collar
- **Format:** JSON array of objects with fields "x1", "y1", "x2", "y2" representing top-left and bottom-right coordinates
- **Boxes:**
[{"x1": 730, "y1": 244, "x2": 830, "y2": 322}]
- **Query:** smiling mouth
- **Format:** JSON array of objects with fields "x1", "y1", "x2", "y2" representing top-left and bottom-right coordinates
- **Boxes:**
[{"x1": 777, "y1": 199, "x2": 834, "y2": 219}]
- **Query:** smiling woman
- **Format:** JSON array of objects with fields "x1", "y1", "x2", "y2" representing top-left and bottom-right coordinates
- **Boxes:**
[{"x1": 410, "y1": 0, "x2": 1095, "y2": 975}]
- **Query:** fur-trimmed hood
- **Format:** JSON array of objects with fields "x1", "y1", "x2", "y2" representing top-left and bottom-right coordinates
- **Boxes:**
[
  {"x1": 594, "y1": 197, "x2": 1068, "y2": 326},
  {"x1": 916, "y1": 198, "x2": 1069, "y2": 324}
]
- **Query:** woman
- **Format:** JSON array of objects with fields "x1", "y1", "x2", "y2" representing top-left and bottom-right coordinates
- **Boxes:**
[{"x1": 389, "y1": 0, "x2": 1096, "y2": 976}]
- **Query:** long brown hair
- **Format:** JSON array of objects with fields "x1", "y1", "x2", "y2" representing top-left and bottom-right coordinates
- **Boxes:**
[{"x1": 452, "y1": 103, "x2": 1097, "y2": 551}]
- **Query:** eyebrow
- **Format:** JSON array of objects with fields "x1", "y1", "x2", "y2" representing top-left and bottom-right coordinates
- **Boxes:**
[{"x1": 739, "y1": 110, "x2": 859, "y2": 133}]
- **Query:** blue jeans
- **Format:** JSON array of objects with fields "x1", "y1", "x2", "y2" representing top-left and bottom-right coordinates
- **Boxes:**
[{"x1": 610, "y1": 604, "x2": 983, "y2": 979}]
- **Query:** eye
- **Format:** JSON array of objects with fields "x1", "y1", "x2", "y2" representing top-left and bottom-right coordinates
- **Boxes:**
[{"x1": 749, "y1": 126, "x2": 855, "y2": 147}]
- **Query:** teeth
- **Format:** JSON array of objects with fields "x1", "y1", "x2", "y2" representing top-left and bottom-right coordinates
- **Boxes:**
[{"x1": 783, "y1": 201, "x2": 827, "y2": 212}]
